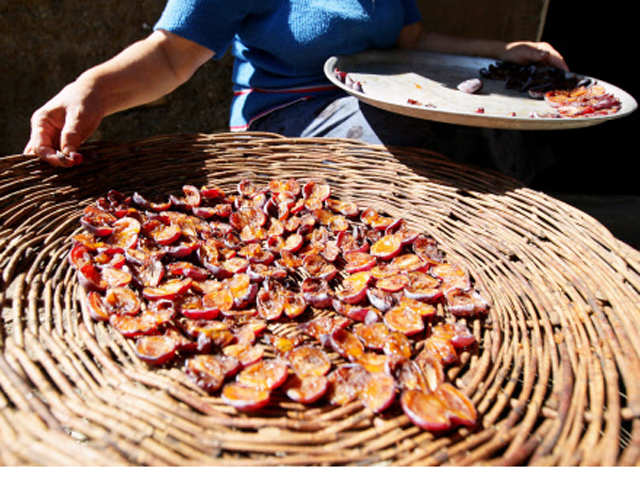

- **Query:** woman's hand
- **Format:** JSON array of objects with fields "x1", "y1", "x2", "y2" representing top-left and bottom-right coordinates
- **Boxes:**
[
  {"x1": 24, "y1": 78, "x2": 103, "y2": 167},
  {"x1": 501, "y1": 41, "x2": 569, "y2": 71},
  {"x1": 399, "y1": 24, "x2": 569, "y2": 72},
  {"x1": 24, "y1": 30, "x2": 214, "y2": 168}
]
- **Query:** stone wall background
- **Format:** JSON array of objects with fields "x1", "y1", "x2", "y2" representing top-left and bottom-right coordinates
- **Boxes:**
[
  {"x1": 1, "y1": 0, "x2": 233, "y2": 156},
  {"x1": 1, "y1": 0, "x2": 547, "y2": 156}
]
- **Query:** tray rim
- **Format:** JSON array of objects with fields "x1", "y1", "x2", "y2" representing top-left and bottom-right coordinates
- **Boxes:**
[{"x1": 323, "y1": 50, "x2": 638, "y2": 131}]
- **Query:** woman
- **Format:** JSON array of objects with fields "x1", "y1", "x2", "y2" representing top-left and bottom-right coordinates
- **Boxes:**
[{"x1": 24, "y1": 0, "x2": 567, "y2": 169}]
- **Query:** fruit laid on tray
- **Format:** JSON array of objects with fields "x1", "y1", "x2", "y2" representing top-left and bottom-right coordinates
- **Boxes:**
[
  {"x1": 70, "y1": 178, "x2": 490, "y2": 432},
  {"x1": 479, "y1": 61, "x2": 621, "y2": 118}
]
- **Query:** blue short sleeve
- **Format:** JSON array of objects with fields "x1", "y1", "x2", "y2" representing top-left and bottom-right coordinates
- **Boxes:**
[
  {"x1": 401, "y1": 0, "x2": 422, "y2": 25},
  {"x1": 154, "y1": 0, "x2": 255, "y2": 59}
]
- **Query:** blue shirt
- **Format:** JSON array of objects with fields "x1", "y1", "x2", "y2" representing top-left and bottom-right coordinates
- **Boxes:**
[{"x1": 154, "y1": 0, "x2": 422, "y2": 130}]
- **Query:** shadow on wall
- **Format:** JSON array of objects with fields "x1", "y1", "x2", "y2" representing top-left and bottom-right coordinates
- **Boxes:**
[{"x1": 0, "y1": 0, "x2": 233, "y2": 156}]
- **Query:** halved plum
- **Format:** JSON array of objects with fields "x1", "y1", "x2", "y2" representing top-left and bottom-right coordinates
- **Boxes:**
[
  {"x1": 269, "y1": 178, "x2": 301, "y2": 197},
  {"x1": 277, "y1": 250, "x2": 302, "y2": 271},
  {"x1": 284, "y1": 374, "x2": 329, "y2": 404},
  {"x1": 142, "y1": 278, "x2": 192, "y2": 300},
  {"x1": 422, "y1": 336, "x2": 458, "y2": 365},
  {"x1": 370, "y1": 233, "x2": 404, "y2": 261},
  {"x1": 163, "y1": 239, "x2": 200, "y2": 259},
  {"x1": 430, "y1": 263, "x2": 472, "y2": 292},
  {"x1": 238, "y1": 243, "x2": 275, "y2": 265},
  {"x1": 132, "y1": 191, "x2": 170, "y2": 211},
  {"x1": 435, "y1": 383, "x2": 477, "y2": 427},
  {"x1": 344, "y1": 251, "x2": 376, "y2": 274},
  {"x1": 221, "y1": 382, "x2": 270, "y2": 411},
  {"x1": 267, "y1": 218, "x2": 285, "y2": 238},
  {"x1": 80, "y1": 206, "x2": 117, "y2": 237},
  {"x1": 283, "y1": 290, "x2": 307, "y2": 319},
  {"x1": 397, "y1": 297, "x2": 436, "y2": 319},
  {"x1": 236, "y1": 359, "x2": 289, "y2": 391},
  {"x1": 336, "y1": 229, "x2": 369, "y2": 255},
  {"x1": 431, "y1": 322, "x2": 476, "y2": 349},
  {"x1": 223, "y1": 343, "x2": 265, "y2": 367},
  {"x1": 72, "y1": 233, "x2": 106, "y2": 252},
  {"x1": 404, "y1": 271, "x2": 443, "y2": 302},
  {"x1": 104, "y1": 286, "x2": 142, "y2": 315},
  {"x1": 360, "y1": 372, "x2": 396, "y2": 413},
  {"x1": 109, "y1": 312, "x2": 162, "y2": 338},
  {"x1": 321, "y1": 240, "x2": 340, "y2": 263},
  {"x1": 108, "y1": 217, "x2": 141, "y2": 250},
  {"x1": 130, "y1": 257, "x2": 165, "y2": 288},
  {"x1": 166, "y1": 261, "x2": 209, "y2": 281},
  {"x1": 366, "y1": 287, "x2": 394, "y2": 312},
  {"x1": 331, "y1": 299, "x2": 377, "y2": 322},
  {"x1": 353, "y1": 322, "x2": 390, "y2": 351},
  {"x1": 392, "y1": 359, "x2": 430, "y2": 392},
  {"x1": 383, "y1": 305, "x2": 424, "y2": 335},
  {"x1": 388, "y1": 254, "x2": 427, "y2": 274},
  {"x1": 376, "y1": 273, "x2": 409, "y2": 293},
  {"x1": 184, "y1": 319, "x2": 235, "y2": 353},
  {"x1": 202, "y1": 283, "x2": 234, "y2": 312},
  {"x1": 267, "y1": 334, "x2": 303, "y2": 354},
  {"x1": 357, "y1": 351, "x2": 388, "y2": 373},
  {"x1": 164, "y1": 327, "x2": 198, "y2": 353},
  {"x1": 300, "y1": 277, "x2": 333, "y2": 309},
  {"x1": 300, "y1": 315, "x2": 350, "y2": 340},
  {"x1": 325, "y1": 198, "x2": 359, "y2": 217},
  {"x1": 445, "y1": 289, "x2": 490, "y2": 318},
  {"x1": 182, "y1": 184, "x2": 202, "y2": 207},
  {"x1": 239, "y1": 225, "x2": 267, "y2": 243},
  {"x1": 230, "y1": 206, "x2": 266, "y2": 231},
  {"x1": 237, "y1": 179, "x2": 259, "y2": 197},
  {"x1": 256, "y1": 286, "x2": 285, "y2": 321},
  {"x1": 193, "y1": 203, "x2": 232, "y2": 219},
  {"x1": 282, "y1": 215, "x2": 301, "y2": 233},
  {"x1": 94, "y1": 250, "x2": 126, "y2": 269},
  {"x1": 185, "y1": 355, "x2": 225, "y2": 392},
  {"x1": 86, "y1": 291, "x2": 110, "y2": 321},
  {"x1": 329, "y1": 328, "x2": 365, "y2": 361},
  {"x1": 326, "y1": 363, "x2": 369, "y2": 406},
  {"x1": 200, "y1": 184, "x2": 226, "y2": 200},
  {"x1": 215, "y1": 354, "x2": 242, "y2": 378},
  {"x1": 383, "y1": 331, "x2": 412, "y2": 359},
  {"x1": 337, "y1": 271, "x2": 371, "y2": 304},
  {"x1": 77, "y1": 263, "x2": 108, "y2": 291},
  {"x1": 413, "y1": 351, "x2": 445, "y2": 392},
  {"x1": 385, "y1": 221, "x2": 419, "y2": 246},
  {"x1": 100, "y1": 266, "x2": 133, "y2": 288},
  {"x1": 288, "y1": 345, "x2": 331, "y2": 377},
  {"x1": 302, "y1": 181, "x2": 331, "y2": 210},
  {"x1": 400, "y1": 389, "x2": 451, "y2": 431},
  {"x1": 283, "y1": 233, "x2": 304, "y2": 253},
  {"x1": 145, "y1": 220, "x2": 182, "y2": 246},
  {"x1": 302, "y1": 253, "x2": 337, "y2": 282},
  {"x1": 228, "y1": 273, "x2": 258, "y2": 309},
  {"x1": 135, "y1": 335, "x2": 177, "y2": 365},
  {"x1": 413, "y1": 235, "x2": 445, "y2": 264},
  {"x1": 179, "y1": 295, "x2": 220, "y2": 320},
  {"x1": 360, "y1": 207, "x2": 395, "y2": 231}
]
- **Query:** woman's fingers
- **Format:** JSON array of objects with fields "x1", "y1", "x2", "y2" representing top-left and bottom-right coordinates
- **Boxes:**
[
  {"x1": 503, "y1": 41, "x2": 569, "y2": 71},
  {"x1": 25, "y1": 107, "x2": 73, "y2": 167},
  {"x1": 24, "y1": 86, "x2": 99, "y2": 167}
]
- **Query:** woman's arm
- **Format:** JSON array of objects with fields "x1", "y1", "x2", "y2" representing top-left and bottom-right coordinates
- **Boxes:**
[
  {"x1": 24, "y1": 30, "x2": 214, "y2": 167},
  {"x1": 397, "y1": 22, "x2": 568, "y2": 71}
]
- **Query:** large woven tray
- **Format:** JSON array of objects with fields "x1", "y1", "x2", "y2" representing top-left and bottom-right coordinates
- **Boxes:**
[{"x1": 1, "y1": 132, "x2": 639, "y2": 466}]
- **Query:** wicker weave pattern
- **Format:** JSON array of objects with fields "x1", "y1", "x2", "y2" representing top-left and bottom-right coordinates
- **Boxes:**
[{"x1": 1, "y1": 132, "x2": 639, "y2": 466}]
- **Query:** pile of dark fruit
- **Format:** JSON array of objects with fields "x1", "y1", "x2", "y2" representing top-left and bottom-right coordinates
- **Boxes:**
[
  {"x1": 69, "y1": 178, "x2": 491, "y2": 432},
  {"x1": 480, "y1": 61, "x2": 591, "y2": 99}
]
